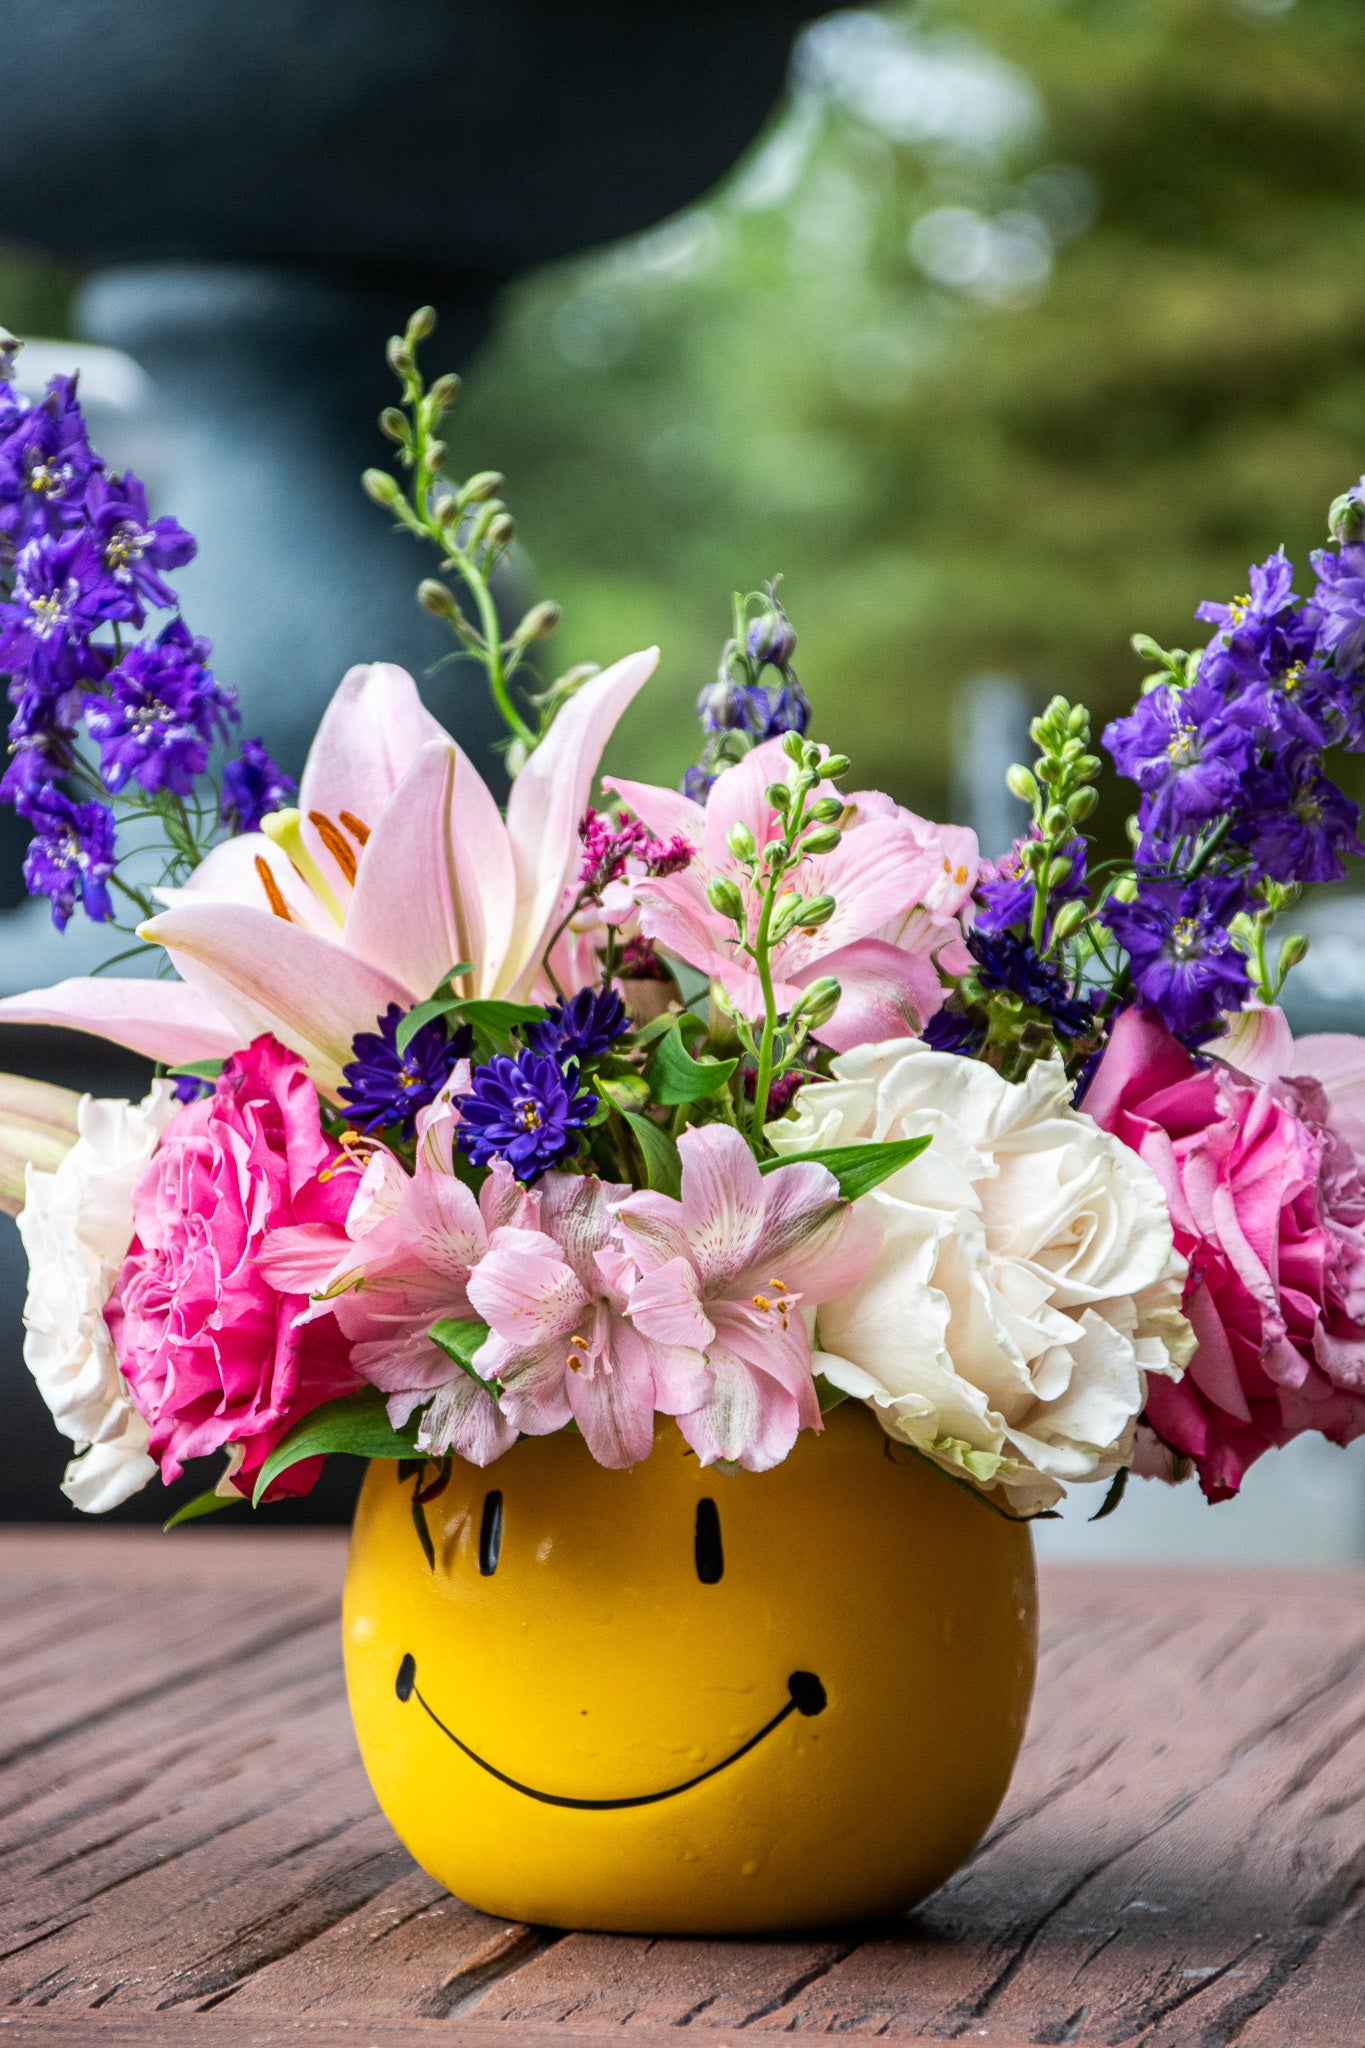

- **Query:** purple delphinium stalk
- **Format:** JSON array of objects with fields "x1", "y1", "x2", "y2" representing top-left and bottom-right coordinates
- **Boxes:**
[
  {"x1": 341, "y1": 1003, "x2": 474, "y2": 1139},
  {"x1": 0, "y1": 377, "x2": 100, "y2": 544},
  {"x1": 524, "y1": 985, "x2": 629, "y2": 1063},
  {"x1": 456, "y1": 1049, "x2": 598, "y2": 1180},
  {"x1": 1103, "y1": 680, "x2": 1255, "y2": 838},
  {"x1": 84, "y1": 472, "x2": 196, "y2": 623},
  {"x1": 85, "y1": 621, "x2": 235, "y2": 796},
  {"x1": 0, "y1": 533, "x2": 119, "y2": 687},
  {"x1": 1101, "y1": 876, "x2": 1251, "y2": 1042},
  {"x1": 17, "y1": 785, "x2": 117, "y2": 929},
  {"x1": 220, "y1": 738, "x2": 296, "y2": 833}
]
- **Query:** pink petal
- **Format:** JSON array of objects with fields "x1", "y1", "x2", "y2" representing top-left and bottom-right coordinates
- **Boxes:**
[
  {"x1": 628, "y1": 1256, "x2": 713, "y2": 1348},
  {"x1": 418, "y1": 1377, "x2": 518, "y2": 1467},
  {"x1": 567, "y1": 1323, "x2": 658, "y2": 1467},
  {"x1": 777, "y1": 816, "x2": 929, "y2": 971},
  {"x1": 258, "y1": 1222, "x2": 351, "y2": 1292},
  {"x1": 703, "y1": 738, "x2": 790, "y2": 870},
  {"x1": 494, "y1": 1341, "x2": 575, "y2": 1436},
  {"x1": 677, "y1": 1336, "x2": 805, "y2": 1471},
  {"x1": 499, "y1": 649, "x2": 659, "y2": 999},
  {"x1": 342, "y1": 738, "x2": 514, "y2": 1002},
  {"x1": 1286, "y1": 1032, "x2": 1365, "y2": 1156},
  {"x1": 465, "y1": 1226, "x2": 589, "y2": 1345},
  {"x1": 0, "y1": 974, "x2": 241, "y2": 1066},
  {"x1": 748, "y1": 1165, "x2": 884, "y2": 1304},
  {"x1": 600, "y1": 776, "x2": 706, "y2": 850},
  {"x1": 298, "y1": 662, "x2": 449, "y2": 899},
  {"x1": 614, "y1": 1187, "x2": 693, "y2": 1272},
  {"x1": 677, "y1": 1123, "x2": 766, "y2": 1291},
  {"x1": 633, "y1": 881, "x2": 734, "y2": 983},
  {"x1": 799, "y1": 936, "x2": 946, "y2": 1053},
  {"x1": 140, "y1": 901, "x2": 415, "y2": 1098}
]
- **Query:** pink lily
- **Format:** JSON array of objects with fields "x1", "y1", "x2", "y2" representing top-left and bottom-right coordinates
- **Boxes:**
[
  {"x1": 605, "y1": 738, "x2": 978, "y2": 1052},
  {"x1": 616, "y1": 1123, "x2": 882, "y2": 1470},
  {"x1": 466, "y1": 1174, "x2": 710, "y2": 1468},
  {"x1": 0, "y1": 651, "x2": 658, "y2": 1097}
]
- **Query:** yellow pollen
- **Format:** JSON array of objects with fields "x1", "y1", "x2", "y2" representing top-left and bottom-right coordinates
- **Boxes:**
[
  {"x1": 955, "y1": 864, "x2": 968, "y2": 885},
  {"x1": 1229, "y1": 595, "x2": 1250, "y2": 624},
  {"x1": 1284, "y1": 663, "x2": 1304, "y2": 692},
  {"x1": 769, "y1": 1278, "x2": 789, "y2": 1294},
  {"x1": 942, "y1": 856, "x2": 952, "y2": 874},
  {"x1": 518, "y1": 1102, "x2": 543, "y2": 1131},
  {"x1": 752, "y1": 1293, "x2": 772, "y2": 1312}
]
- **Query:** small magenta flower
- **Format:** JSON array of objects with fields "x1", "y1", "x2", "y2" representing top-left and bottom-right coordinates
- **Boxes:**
[
  {"x1": 340, "y1": 1003, "x2": 473, "y2": 1139},
  {"x1": 221, "y1": 738, "x2": 296, "y2": 833},
  {"x1": 17, "y1": 786, "x2": 117, "y2": 929},
  {"x1": 457, "y1": 1049, "x2": 598, "y2": 1180},
  {"x1": 525, "y1": 985, "x2": 629, "y2": 1063}
]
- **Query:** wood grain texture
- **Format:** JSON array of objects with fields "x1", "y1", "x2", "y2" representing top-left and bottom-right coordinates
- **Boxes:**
[{"x1": 0, "y1": 1534, "x2": 1360, "y2": 2047}]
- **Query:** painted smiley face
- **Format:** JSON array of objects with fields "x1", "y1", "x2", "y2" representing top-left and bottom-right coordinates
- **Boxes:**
[{"x1": 343, "y1": 1402, "x2": 1037, "y2": 1935}]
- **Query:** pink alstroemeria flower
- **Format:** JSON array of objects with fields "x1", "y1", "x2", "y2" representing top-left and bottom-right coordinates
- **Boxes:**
[
  {"x1": 616, "y1": 1124, "x2": 882, "y2": 1469},
  {"x1": 605, "y1": 738, "x2": 978, "y2": 1052},
  {"x1": 0, "y1": 651, "x2": 658, "y2": 1097},
  {"x1": 466, "y1": 1174, "x2": 710, "y2": 1468}
]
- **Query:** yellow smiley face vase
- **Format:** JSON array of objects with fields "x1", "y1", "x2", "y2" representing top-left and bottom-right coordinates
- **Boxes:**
[{"x1": 343, "y1": 1402, "x2": 1037, "y2": 1935}]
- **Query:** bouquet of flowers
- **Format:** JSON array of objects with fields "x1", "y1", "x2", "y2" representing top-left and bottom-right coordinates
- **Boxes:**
[{"x1": 4, "y1": 308, "x2": 1365, "y2": 1528}]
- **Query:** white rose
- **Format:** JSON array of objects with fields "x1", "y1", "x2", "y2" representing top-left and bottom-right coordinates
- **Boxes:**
[
  {"x1": 17, "y1": 1084, "x2": 178, "y2": 1512},
  {"x1": 768, "y1": 1040, "x2": 1193, "y2": 1514}
]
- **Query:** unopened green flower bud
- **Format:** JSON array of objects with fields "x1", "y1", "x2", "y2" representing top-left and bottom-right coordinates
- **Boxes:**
[
  {"x1": 1023, "y1": 839, "x2": 1049, "y2": 869},
  {"x1": 504, "y1": 738, "x2": 530, "y2": 779},
  {"x1": 379, "y1": 406, "x2": 408, "y2": 443},
  {"x1": 707, "y1": 876, "x2": 745, "y2": 922},
  {"x1": 460, "y1": 471, "x2": 505, "y2": 505},
  {"x1": 1050, "y1": 900, "x2": 1089, "y2": 943},
  {"x1": 1047, "y1": 856, "x2": 1074, "y2": 889},
  {"x1": 821, "y1": 753, "x2": 851, "y2": 779},
  {"x1": 427, "y1": 440, "x2": 447, "y2": 473},
  {"x1": 1278, "y1": 932, "x2": 1310, "y2": 973},
  {"x1": 1036, "y1": 758, "x2": 1059, "y2": 786},
  {"x1": 1067, "y1": 786, "x2": 1098, "y2": 824},
  {"x1": 797, "y1": 894, "x2": 836, "y2": 929},
  {"x1": 362, "y1": 468, "x2": 403, "y2": 509},
  {"x1": 727, "y1": 821, "x2": 757, "y2": 863},
  {"x1": 485, "y1": 513, "x2": 514, "y2": 551},
  {"x1": 1110, "y1": 873, "x2": 1139, "y2": 903},
  {"x1": 418, "y1": 579, "x2": 457, "y2": 619},
  {"x1": 428, "y1": 372, "x2": 461, "y2": 411},
  {"x1": 1125, "y1": 814, "x2": 1142, "y2": 847},
  {"x1": 405, "y1": 305, "x2": 437, "y2": 345},
  {"x1": 1075, "y1": 754, "x2": 1101, "y2": 781},
  {"x1": 1067, "y1": 704, "x2": 1091, "y2": 737},
  {"x1": 1130, "y1": 632, "x2": 1168, "y2": 664},
  {"x1": 766, "y1": 782, "x2": 792, "y2": 813},
  {"x1": 1044, "y1": 805, "x2": 1070, "y2": 838},
  {"x1": 512, "y1": 601, "x2": 561, "y2": 646},
  {"x1": 793, "y1": 976, "x2": 841, "y2": 1029},
  {"x1": 782, "y1": 732, "x2": 806, "y2": 764},
  {"x1": 386, "y1": 336, "x2": 414, "y2": 377},
  {"x1": 799, "y1": 824, "x2": 843, "y2": 856},
  {"x1": 1329, "y1": 490, "x2": 1365, "y2": 546},
  {"x1": 1006, "y1": 763, "x2": 1039, "y2": 805},
  {"x1": 810, "y1": 795, "x2": 844, "y2": 823}
]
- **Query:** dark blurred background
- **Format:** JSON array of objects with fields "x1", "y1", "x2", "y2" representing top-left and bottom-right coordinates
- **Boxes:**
[{"x1": 5, "y1": 0, "x2": 1365, "y2": 1550}]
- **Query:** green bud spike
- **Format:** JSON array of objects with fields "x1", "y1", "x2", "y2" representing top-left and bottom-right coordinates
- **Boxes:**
[
  {"x1": 386, "y1": 336, "x2": 413, "y2": 376},
  {"x1": 809, "y1": 796, "x2": 844, "y2": 823},
  {"x1": 782, "y1": 732, "x2": 806, "y2": 764},
  {"x1": 1125, "y1": 813, "x2": 1142, "y2": 846},
  {"x1": 1328, "y1": 491, "x2": 1365, "y2": 546},
  {"x1": 1047, "y1": 856, "x2": 1074, "y2": 890},
  {"x1": 1067, "y1": 705, "x2": 1091, "y2": 737},
  {"x1": 428, "y1": 372, "x2": 461, "y2": 412},
  {"x1": 792, "y1": 976, "x2": 842, "y2": 1028},
  {"x1": 1043, "y1": 805, "x2": 1069, "y2": 837},
  {"x1": 1110, "y1": 873, "x2": 1139, "y2": 903},
  {"x1": 485, "y1": 513, "x2": 514, "y2": 551},
  {"x1": 427, "y1": 440, "x2": 447, "y2": 473},
  {"x1": 511, "y1": 601, "x2": 561, "y2": 646},
  {"x1": 727, "y1": 821, "x2": 758, "y2": 863},
  {"x1": 766, "y1": 783, "x2": 792, "y2": 812},
  {"x1": 1075, "y1": 754, "x2": 1101, "y2": 781}
]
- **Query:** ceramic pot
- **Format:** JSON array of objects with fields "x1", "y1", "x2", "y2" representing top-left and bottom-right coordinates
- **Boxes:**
[{"x1": 343, "y1": 1401, "x2": 1037, "y2": 1935}]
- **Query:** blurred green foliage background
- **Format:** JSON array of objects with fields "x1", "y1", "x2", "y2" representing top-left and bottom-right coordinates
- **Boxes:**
[{"x1": 6, "y1": 0, "x2": 1365, "y2": 834}]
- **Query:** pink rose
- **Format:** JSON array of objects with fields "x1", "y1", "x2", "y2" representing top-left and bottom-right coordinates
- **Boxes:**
[
  {"x1": 107, "y1": 1036, "x2": 361, "y2": 1499},
  {"x1": 1086, "y1": 1006, "x2": 1365, "y2": 1501}
]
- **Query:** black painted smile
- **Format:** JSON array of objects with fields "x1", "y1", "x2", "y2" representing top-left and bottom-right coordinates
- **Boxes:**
[{"x1": 394, "y1": 1653, "x2": 826, "y2": 1810}]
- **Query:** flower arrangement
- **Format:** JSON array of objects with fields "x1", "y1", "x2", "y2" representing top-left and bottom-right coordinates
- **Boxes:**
[{"x1": 4, "y1": 307, "x2": 1365, "y2": 1529}]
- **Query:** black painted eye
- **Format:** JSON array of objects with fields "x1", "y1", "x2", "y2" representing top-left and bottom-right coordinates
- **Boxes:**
[
  {"x1": 694, "y1": 1497, "x2": 723, "y2": 1583},
  {"x1": 478, "y1": 1490, "x2": 503, "y2": 1576}
]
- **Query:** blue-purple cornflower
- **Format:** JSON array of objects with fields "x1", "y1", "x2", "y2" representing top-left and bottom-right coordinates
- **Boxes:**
[
  {"x1": 524, "y1": 985, "x2": 629, "y2": 1063},
  {"x1": 84, "y1": 472, "x2": 196, "y2": 622},
  {"x1": 85, "y1": 621, "x2": 235, "y2": 796},
  {"x1": 1103, "y1": 680, "x2": 1254, "y2": 837},
  {"x1": 0, "y1": 376, "x2": 100, "y2": 543},
  {"x1": 1101, "y1": 875, "x2": 1251, "y2": 1042},
  {"x1": 17, "y1": 785, "x2": 117, "y2": 929},
  {"x1": 0, "y1": 533, "x2": 118, "y2": 686},
  {"x1": 456, "y1": 1049, "x2": 598, "y2": 1180},
  {"x1": 221, "y1": 738, "x2": 296, "y2": 833},
  {"x1": 341, "y1": 1003, "x2": 474, "y2": 1139}
]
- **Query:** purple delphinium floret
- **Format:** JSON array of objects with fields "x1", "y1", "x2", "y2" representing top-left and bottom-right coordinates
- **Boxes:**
[
  {"x1": 340, "y1": 1003, "x2": 474, "y2": 1139},
  {"x1": 84, "y1": 471, "x2": 196, "y2": 622},
  {"x1": 456, "y1": 1049, "x2": 597, "y2": 1180},
  {"x1": 16, "y1": 785, "x2": 117, "y2": 929},
  {"x1": 85, "y1": 621, "x2": 235, "y2": 796},
  {"x1": 524, "y1": 985, "x2": 629, "y2": 1063},
  {"x1": 0, "y1": 376, "x2": 100, "y2": 543},
  {"x1": 1104, "y1": 680, "x2": 1254, "y2": 838},
  {"x1": 1239, "y1": 753, "x2": 1361, "y2": 885},
  {"x1": 0, "y1": 532, "x2": 118, "y2": 686},
  {"x1": 220, "y1": 738, "x2": 296, "y2": 833},
  {"x1": 1101, "y1": 875, "x2": 1251, "y2": 1042},
  {"x1": 975, "y1": 832, "x2": 1088, "y2": 936}
]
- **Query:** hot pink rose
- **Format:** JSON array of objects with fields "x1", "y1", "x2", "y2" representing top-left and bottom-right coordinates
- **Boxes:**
[
  {"x1": 107, "y1": 1035, "x2": 361, "y2": 1499},
  {"x1": 1086, "y1": 1006, "x2": 1365, "y2": 1501}
]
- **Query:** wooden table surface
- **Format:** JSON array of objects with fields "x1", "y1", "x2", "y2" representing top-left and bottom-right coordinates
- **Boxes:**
[{"x1": 1, "y1": 1533, "x2": 1362, "y2": 2048}]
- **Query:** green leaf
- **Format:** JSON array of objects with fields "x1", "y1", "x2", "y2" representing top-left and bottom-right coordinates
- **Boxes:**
[
  {"x1": 252, "y1": 1387, "x2": 423, "y2": 1505},
  {"x1": 167, "y1": 1058, "x2": 225, "y2": 1083},
  {"x1": 814, "y1": 1374, "x2": 848, "y2": 1415},
  {"x1": 394, "y1": 993, "x2": 544, "y2": 1057},
  {"x1": 645, "y1": 1020, "x2": 737, "y2": 1104},
  {"x1": 1089, "y1": 1466, "x2": 1129, "y2": 1522},
  {"x1": 163, "y1": 1484, "x2": 239, "y2": 1529},
  {"x1": 622, "y1": 1109, "x2": 683, "y2": 1198},
  {"x1": 759, "y1": 1136, "x2": 931, "y2": 1201},
  {"x1": 429, "y1": 1317, "x2": 496, "y2": 1396}
]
